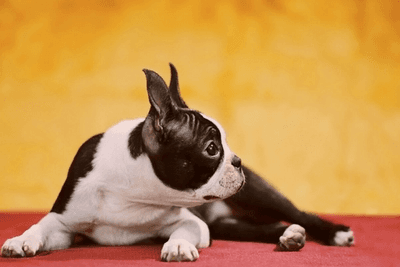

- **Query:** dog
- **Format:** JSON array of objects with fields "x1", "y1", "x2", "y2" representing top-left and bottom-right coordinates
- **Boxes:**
[{"x1": 1, "y1": 64, "x2": 354, "y2": 261}]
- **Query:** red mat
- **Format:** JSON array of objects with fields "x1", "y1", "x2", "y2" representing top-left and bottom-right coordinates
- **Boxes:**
[{"x1": 0, "y1": 213, "x2": 398, "y2": 267}]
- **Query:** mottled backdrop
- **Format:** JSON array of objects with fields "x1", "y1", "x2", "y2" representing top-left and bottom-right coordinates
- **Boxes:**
[{"x1": 1, "y1": 0, "x2": 399, "y2": 214}]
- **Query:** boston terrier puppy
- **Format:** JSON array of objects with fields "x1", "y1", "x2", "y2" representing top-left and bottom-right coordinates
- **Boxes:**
[{"x1": 1, "y1": 64, "x2": 354, "y2": 261}]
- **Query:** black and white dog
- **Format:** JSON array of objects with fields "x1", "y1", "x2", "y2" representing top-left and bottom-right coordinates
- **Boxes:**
[{"x1": 1, "y1": 64, "x2": 354, "y2": 261}]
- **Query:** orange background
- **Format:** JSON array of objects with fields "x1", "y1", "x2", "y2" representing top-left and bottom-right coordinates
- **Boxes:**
[{"x1": 1, "y1": 0, "x2": 399, "y2": 214}]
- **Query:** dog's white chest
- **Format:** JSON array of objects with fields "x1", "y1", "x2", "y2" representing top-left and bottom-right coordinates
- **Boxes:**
[
  {"x1": 86, "y1": 200, "x2": 182, "y2": 245},
  {"x1": 97, "y1": 192, "x2": 181, "y2": 227}
]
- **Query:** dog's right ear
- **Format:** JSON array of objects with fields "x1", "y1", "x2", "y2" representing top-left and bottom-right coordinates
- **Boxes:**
[
  {"x1": 168, "y1": 63, "x2": 188, "y2": 108},
  {"x1": 143, "y1": 69, "x2": 175, "y2": 137}
]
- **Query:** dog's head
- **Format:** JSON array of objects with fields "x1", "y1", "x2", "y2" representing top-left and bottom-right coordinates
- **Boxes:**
[{"x1": 141, "y1": 64, "x2": 245, "y2": 204}]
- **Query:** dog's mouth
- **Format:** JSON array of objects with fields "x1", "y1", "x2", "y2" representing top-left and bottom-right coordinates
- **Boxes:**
[
  {"x1": 203, "y1": 195, "x2": 221, "y2": 201},
  {"x1": 237, "y1": 180, "x2": 245, "y2": 192}
]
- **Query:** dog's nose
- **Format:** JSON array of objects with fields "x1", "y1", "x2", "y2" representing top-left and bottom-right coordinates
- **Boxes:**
[{"x1": 231, "y1": 155, "x2": 242, "y2": 169}]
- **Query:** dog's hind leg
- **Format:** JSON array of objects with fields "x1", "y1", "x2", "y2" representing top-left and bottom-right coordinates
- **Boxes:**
[
  {"x1": 209, "y1": 217, "x2": 287, "y2": 243},
  {"x1": 223, "y1": 166, "x2": 354, "y2": 247},
  {"x1": 1, "y1": 212, "x2": 74, "y2": 257},
  {"x1": 202, "y1": 203, "x2": 306, "y2": 251}
]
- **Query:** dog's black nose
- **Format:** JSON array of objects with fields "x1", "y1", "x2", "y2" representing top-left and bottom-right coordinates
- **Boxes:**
[{"x1": 231, "y1": 155, "x2": 242, "y2": 169}]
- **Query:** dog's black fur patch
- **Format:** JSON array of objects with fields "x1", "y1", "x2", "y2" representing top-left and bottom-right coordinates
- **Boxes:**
[
  {"x1": 51, "y1": 133, "x2": 104, "y2": 214},
  {"x1": 148, "y1": 110, "x2": 224, "y2": 191},
  {"x1": 128, "y1": 122, "x2": 145, "y2": 159}
]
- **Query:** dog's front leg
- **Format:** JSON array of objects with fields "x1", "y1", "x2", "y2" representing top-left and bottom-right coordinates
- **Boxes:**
[
  {"x1": 159, "y1": 208, "x2": 210, "y2": 262},
  {"x1": 1, "y1": 213, "x2": 73, "y2": 257}
]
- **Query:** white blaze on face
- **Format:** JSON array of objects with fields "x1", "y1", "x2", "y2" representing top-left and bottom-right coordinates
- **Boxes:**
[{"x1": 194, "y1": 114, "x2": 245, "y2": 200}]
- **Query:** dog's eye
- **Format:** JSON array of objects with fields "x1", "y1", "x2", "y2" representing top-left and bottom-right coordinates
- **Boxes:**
[{"x1": 206, "y1": 142, "x2": 219, "y2": 157}]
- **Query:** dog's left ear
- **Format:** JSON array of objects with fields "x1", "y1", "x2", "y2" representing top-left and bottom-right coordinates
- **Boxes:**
[
  {"x1": 168, "y1": 63, "x2": 188, "y2": 109},
  {"x1": 143, "y1": 69, "x2": 176, "y2": 136}
]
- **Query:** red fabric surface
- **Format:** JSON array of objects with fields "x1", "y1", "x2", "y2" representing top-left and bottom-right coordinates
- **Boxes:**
[{"x1": 0, "y1": 213, "x2": 399, "y2": 267}]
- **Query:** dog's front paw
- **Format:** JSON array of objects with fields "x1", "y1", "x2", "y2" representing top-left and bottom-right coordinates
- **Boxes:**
[
  {"x1": 161, "y1": 239, "x2": 199, "y2": 262},
  {"x1": 332, "y1": 229, "x2": 354, "y2": 246},
  {"x1": 1, "y1": 235, "x2": 42, "y2": 258},
  {"x1": 278, "y1": 224, "x2": 306, "y2": 251}
]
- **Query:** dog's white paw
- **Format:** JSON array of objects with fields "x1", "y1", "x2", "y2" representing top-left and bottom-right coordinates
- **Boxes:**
[
  {"x1": 332, "y1": 229, "x2": 354, "y2": 246},
  {"x1": 278, "y1": 224, "x2": 306, "y2": 251},
  {"x1": 161, "y1": 239, "x2": 199, "y2": 262},
  {"x1": 1, "y1": 235, "x2": 42, "y2": 257}
]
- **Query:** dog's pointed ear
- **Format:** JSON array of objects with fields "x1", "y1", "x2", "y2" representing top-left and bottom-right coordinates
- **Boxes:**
[
  {"x1": 143, "y1": 69, "x2": 175, "y2": 134},
  {"x1": 169, "y1": 63, "x2": 188, "y2": 108}
]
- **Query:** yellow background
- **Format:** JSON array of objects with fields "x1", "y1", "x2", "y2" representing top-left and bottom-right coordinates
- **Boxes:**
[{"x1": 1, "y1": 0, "x2": 399, "y2": 214}]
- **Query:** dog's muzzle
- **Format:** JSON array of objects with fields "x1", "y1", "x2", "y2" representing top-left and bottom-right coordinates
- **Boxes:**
[{"x1": 202, "y1": 154, "x2": 245, "y2": 201}]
